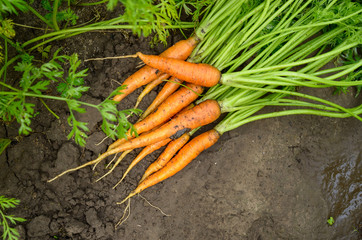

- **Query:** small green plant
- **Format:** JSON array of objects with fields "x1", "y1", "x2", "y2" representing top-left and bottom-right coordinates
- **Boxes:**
[
  {"x1": 0, "y1": 138, "x2": 11, "y2": 156},
  {"x1": 0, "y1": 196, "x2": 26, "y2": 240},
  {"x1": 0, "y1": 49, "x2": 140, "y2": 146},
  {"x1": 41, "y1": 0, "x2": 78, "y2": 30},
  {"x1": 106, "y1": 0, "x2": 212, "y2": 44},
  {"x1": 327, "y1": 217, "x2": 335, "y2": 226}
]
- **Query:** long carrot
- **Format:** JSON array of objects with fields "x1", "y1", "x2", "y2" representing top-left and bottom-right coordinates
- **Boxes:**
[
  {"x1": 133, "y1": 73, "x2": 170, "y2": 109},
  {"x1": 118, "y1": 129, "x2": 221, "y2": 204},
  {"x1": 95, "y1": 100, "x2": 221, "y2": 163},
  {"x1": 113, "y1": 36, "x2": 199, "y2": 102},
  {"x1": 138, "y1": 76, "x2": 183, "y2": 121},
  {"x1": 139, "y1": 132, "x2": 191, "y2": 183},
  {"x1": 48, "y1": 101, "x2": 219, "y2": 182},
  {"x1": 108, "y1": 83, "x2": 203, "y2": 150},
  {"x1": 136, "y1": 52, "x2": 221, "y2": 87},
  {"x1": 113, "y1": 138, "x2": 172, "y2": 188}
]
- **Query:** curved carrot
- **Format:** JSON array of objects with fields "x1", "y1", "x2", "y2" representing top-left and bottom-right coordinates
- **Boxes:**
[
  {"x1": 99, "y1": 100, "x2": 221, "y2": 162},
  {"x1": 119, "y1": 129, "x2": 221, "y2": 203},
  {"x1": 108, "y1": 83, "x2": 203, "y2": 150},
  {"x1": 134, "y1": 73, "x2": 170, "y2": 109},
  {"x1": 113, "y1": 138, "x2": 172, "y2": 188},
  {"x1": 138, "y1": 77, "x2": 183, "y2": 121},
  {"x1": 48, "y1": 102, "x2": 214, "y2": 182},
  {"x1": 139, "y1": 132, "x2": 191, "y2": 183},
  {"x1": 136, "y1": 52, "x2": 221, "y2": 87},
  {"x1": 113, "y1": 36, "x2": 199, "y2": 102}
]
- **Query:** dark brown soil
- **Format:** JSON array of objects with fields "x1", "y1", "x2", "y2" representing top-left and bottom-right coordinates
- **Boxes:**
[{"x1": 1, "y1": 4, "x2": 361, "y2": 240}]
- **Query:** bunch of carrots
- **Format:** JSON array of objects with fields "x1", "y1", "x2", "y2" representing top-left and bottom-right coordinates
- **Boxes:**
[{"x1": 49, "y1": 0, "x2": 362, "y2": 223}]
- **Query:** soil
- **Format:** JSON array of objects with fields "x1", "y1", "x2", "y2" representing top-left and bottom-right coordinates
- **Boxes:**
[{"x1": 1, "y1": 3, "x2": 361, "y2": 240}]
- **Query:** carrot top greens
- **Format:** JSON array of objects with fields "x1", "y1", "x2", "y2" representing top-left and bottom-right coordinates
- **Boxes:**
[{"x1": 189, "y1": 0, "x2": 361, "y2": 133}]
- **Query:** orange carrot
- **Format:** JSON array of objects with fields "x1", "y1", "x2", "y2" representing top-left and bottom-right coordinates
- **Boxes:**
[
  {"x1": 113, "y1": 36, "x2": 199, "y2": 102},
  {"x1": 138, "y1": 76, "x2": 183, "y2": 121},
  {"x1": 48, "y1": 100, "x2": 202, "y2": 182},
  {"x1": 139, "y1": 132, "x2": 190, "y2": 183},
  {"x1": 113, "y1": 138, "x2": 172, "y2": 188},
  {"x1": 108, "y1": 83, "x2": 203, "y2": 150},
  {"x1": 134, "y1": 73, "x2": 170, "y2": 109},
  {"x1": 119, "y1": 129, "x2": 221, "y2": 203},
  {"x1": 136, "y1": 52, "x2": 221, "y2": 87},
  {"x1": 96, "y1": 100, "x2": 221, "y2": 162}
]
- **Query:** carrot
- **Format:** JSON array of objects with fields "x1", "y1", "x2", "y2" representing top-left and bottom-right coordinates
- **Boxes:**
[
  {"x1": 113, "y1": 36, "x2": 199, "y2": 102},
  {"x1": 138, "y1": 77, "x2": 183, "y2": 121},
  {"x1": 49, "y1": 101, "x2": 219, "y2": 182},
  {"x1": 118, "y1": 129, "x2": 221, "y2": 204},
  {"x1": 134, "y1": 73, "x2": 170, "y2": 109},
  {"x1": 108, "y1": 83, "x2": 203, "y2": 150},
  {"x1": 95, "y1": 100, "x2": 221, "y2": 163},
  {"x1": 113, "y1": 138, "x2": 172, "y2": 188},
  {"x1": 139, "y1": 132, "x2": 190, "y2": 183},
  {"x1": 136, "y1": 52, "x2": 221, "y2": 87}
]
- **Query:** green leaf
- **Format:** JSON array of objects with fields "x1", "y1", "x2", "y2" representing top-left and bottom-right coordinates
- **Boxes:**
[
  {"x1": 41, "y1": 0, "x2": 52, "y2": 11},
  {"x1": 0, "y1": 138, "x2": 11, "y2": 156},
  {"x1": 0, "y1": 0, "x2": 28, "y2": 15},
  {"x1": 29, "y1": 80, "x2": 50, "y2": 94},
  {"x1": 56, "y1": 53, "x2": 88, "y2": 99},
  {"x1": 0, "y1": 18, "x2": 16, "y2": 38},
  {"x1": 327, "y1": 217, "x2": 334, "y2": 226},
  {"x1": 107, "y1": 0, "x2": 118, "y2": 10}
]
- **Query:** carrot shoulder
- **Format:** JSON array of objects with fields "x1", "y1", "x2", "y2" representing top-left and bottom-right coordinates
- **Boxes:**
[
  {"x1": 136, "y1": 52, "x2": 221, "y2": 87},
  {"x1": 113, "y1": 36, "x2": 199, "y2": 102},
  {"x1": 119, "y1": 129, "x2": 221, "y2": 203}
]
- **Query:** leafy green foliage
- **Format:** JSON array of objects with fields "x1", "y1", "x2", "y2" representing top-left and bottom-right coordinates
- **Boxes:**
[
  {"x1": 0, "y1": 18, "x2": 15, "y2": 38},
  {"x1": 334, "y1": 47, "x2": 362, "y2": 96},
  {"x1": 315, "y1": 0, "x2": 362, "y2": 47},
  {"x1": 37, "y1": 45, "x2": 52, "y2": 60},
  {"x1": 0, "y1": 138, "x2": 11, "y2": 156},
  {"x1": 99, "y1": 87, "x2": 142, "y2": 141},
  {"x1": 0, "y1": 0, "x2": 28, "y2": 17},
  {"x1": 66, "y1": 100, "x2": 88, "y2": 146},
  {"x1": 107, "y1": 0, "x2": 211, "y2": 43},
  {"x1": 0, "y1": 52, "x2": 63, "y2": 135},
  {"x1": 56, "y1": 54, "x2": 89, "y2": 99},
  {"x1": 1, "y1": 48, "x2": 139, "y2": 147},
  {"x1": 0, "y1": 196, "x2": 26, "y2": 240},
  {"x1": 41, "y1": 0, "x2": 79, "y2": 27}
]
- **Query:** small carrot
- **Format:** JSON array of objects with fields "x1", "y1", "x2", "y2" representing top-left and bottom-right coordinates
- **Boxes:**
[
  {"x1": 134, "y1": 73, "x2": 170, "y2": 109},
  {"x1": 138, "y1": 77, "x2": 183, "y2": 121},
  {"x1": 113, "y1": 138, "x2": 172, "y2": 188},
  {"x1": 139, "y1": 132, "x2": 191, "y2": 183},
  {"x1": 118, "y1": 129, "x2": 221, "y2": 204},
  {"x1": 95, "y1": 100, "x2": 221, "y2": 164},
  {"x1": 136, "y1": 52, "x2": 221, "y2": 87},
  {"x1": 113, "y1": 36, "x2": 199, "y2": 102},
  {"x1": 108, "y1": 83, "x2": 203, "y2": 150}
]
